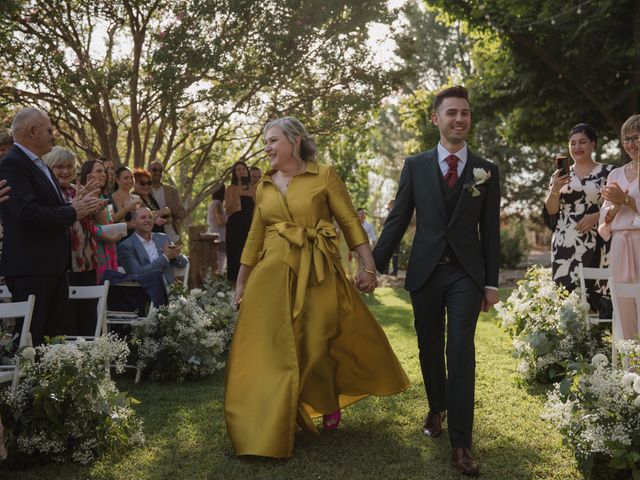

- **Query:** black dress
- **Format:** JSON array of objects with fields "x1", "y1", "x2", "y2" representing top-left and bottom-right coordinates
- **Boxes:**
[
  {"x1": 543, "y1": 163, "x2": 613, "y2": 308},
  {"x1": 226, "y1": 195, "x2": 254, "y2": 282}
]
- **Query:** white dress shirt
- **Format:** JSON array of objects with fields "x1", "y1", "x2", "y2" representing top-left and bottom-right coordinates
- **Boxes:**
[
  {"x1": 152, "y1": 186, "x2": 166, "y2": 209},
  {"x1": 437, "y1": 142, "x2": 467, "y2": 177},
  {"x1": 135, "y1": 233, "x2": 160, "y2": 262}
]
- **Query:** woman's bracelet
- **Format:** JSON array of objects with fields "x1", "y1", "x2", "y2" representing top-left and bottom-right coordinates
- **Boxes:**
[{"x1": 362, "y1": 267, "x2": 376, "y2": 275}]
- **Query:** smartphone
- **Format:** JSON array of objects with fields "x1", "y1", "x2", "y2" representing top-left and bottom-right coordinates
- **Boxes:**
[
  {"x1": 555, "y1": 155, "x2": 570, "y2": 176},
  {"x1": 240, "y1": 175, "x2": 250, "y2": 190}
]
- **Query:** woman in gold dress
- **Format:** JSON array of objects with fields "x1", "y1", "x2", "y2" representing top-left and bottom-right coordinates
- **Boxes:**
[{"x1": 224, "y1": 117, "x2": 409, "y2": 458}]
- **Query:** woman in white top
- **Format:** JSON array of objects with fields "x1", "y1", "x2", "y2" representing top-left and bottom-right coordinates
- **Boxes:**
[{"x1": 207, "y1": 185, "x2": 227, "y2": 273}]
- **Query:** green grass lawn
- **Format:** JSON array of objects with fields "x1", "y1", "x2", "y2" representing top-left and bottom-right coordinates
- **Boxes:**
[{"x1": 6, "y1": 288, "x2": 581, "y2": 480}]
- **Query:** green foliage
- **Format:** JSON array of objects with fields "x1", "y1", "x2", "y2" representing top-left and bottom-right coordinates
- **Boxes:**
[
  {"x1": 426, "y1": 0, "x2": 640, "y2": 144},
  {"x1": 131, "y1": 276, "x2": 235, "y2": 381},
  {"x1": 0, "y1": 336, "x2": 143, "y2": 466},
  {"x1": 0, "y1": 0, "x2": 402, "y2": 226},
  {"x1": 500, "y1": 218, "x2": 529, "y2": 268}
]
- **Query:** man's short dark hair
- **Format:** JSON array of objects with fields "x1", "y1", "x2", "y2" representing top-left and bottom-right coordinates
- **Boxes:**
[
  {"x1": 249, "y1": 166, "x2": 261, "y2": 172},
  {"x1": 433, "y1": 86, "x2": 469, "y2": 112}
]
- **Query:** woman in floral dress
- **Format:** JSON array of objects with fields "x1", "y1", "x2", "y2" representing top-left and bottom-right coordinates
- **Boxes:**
[{"x1": 543, "y1": 123, "x2": 613, "y2": 309}]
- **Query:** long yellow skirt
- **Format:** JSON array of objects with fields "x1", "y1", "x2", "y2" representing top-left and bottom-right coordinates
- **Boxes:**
[{"x1": 224, "y1": 236, "x2": 410, "y2": 458}]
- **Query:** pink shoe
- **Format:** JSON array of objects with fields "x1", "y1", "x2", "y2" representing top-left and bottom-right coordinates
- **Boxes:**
[{"x1": 323, "y1": 409, "x2": 341, "y2": 430}]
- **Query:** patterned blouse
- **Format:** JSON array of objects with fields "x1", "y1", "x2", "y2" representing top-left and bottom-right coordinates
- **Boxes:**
[{"x1": 62, "y1": 186, "x2": 98, "y2": 273}]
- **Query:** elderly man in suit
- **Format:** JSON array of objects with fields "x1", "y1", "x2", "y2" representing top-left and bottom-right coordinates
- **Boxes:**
[
  {"x1": 117, "y1": 206, "x2": 188, "y2": 284},
  {"x1": 148, "y1": 161, "x2": 185, "y2": 244},
  {"x1": 0, "y1": 107, "x2": 102, "y2": 345},
  {"x1": 373, "y1": 86, "x2": 500, "y2": 476}
]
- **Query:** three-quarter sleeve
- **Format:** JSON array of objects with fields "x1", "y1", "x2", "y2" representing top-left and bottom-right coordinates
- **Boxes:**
[
  {"x1": 326, "y1": 166, "x2": 368, "y2": 249},
  {"x1": 240, "y1": 199, "x2": 266, "y2": 267}
]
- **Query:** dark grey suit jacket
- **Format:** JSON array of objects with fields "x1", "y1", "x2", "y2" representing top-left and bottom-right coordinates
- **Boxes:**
[{"x1": 373, "y1": 147, "x2": 500, "y2": 292}]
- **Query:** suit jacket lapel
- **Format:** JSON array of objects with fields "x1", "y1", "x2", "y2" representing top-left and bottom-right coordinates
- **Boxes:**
[
  {"x1": 424, "y1": 149, "x2": 447, "y2": 219},
  {"x1": 449, "y1": 153, "x2": 478, "y2": 226},
  {"x1": 132, "y1": 235, "x2": 151, "y2": 264},
  {"x1": 14, "y1": 146, "x2": 64, "y2": 205}
]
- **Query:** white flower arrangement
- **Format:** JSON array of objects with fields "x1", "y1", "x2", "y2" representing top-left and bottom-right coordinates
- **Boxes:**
[
  {"x1": 463, "y1": 168, "x2": 491, "y2": 197},
  {"x1": 543, "y1": 348, "x2": 640, "y2": 478},
  {"x1": 0, "y1": 334, "x2": 143, "y2": 465},
  {"x1": 131, "y1": 273, "x2": 236, "y2": 381},
  {"x1": 495, "y1": 266, "x2": 609, "y2": 383}
]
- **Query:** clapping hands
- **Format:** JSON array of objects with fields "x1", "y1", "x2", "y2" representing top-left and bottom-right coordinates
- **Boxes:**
[{"x1": 71, "y1": 180, "x2": 107, "y2": 219}]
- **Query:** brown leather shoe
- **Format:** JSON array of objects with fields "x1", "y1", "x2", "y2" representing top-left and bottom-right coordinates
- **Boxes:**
[
  {"x1": 422, "y1": 411, "x2": 446, "y2": 437},
  {"x1": 452, "y1": 448, "x2": 480, "y2": 476}
]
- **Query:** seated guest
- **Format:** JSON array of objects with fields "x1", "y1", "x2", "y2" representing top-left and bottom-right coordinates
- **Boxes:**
[
  {"x1": 117, "y1": 207, "x2": 188, "y2": 284},
  {"x1": 133, "y1": 168, "x2": 169, "y2": 233}
]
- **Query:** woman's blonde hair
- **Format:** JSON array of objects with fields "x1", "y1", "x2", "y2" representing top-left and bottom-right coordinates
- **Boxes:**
[
  {"x1": 42, "y1": 145, "x2": 77, "y2": 168},
  {"x1": 263, "y1": 116, "x2": 317, "y2": 162},
  {"x1": 621, "y1": 114, "x2": 640, "y2": 137}
]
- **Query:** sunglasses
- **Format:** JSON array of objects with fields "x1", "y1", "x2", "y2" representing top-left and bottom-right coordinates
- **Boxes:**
[
  {"x1": 138, "y1": 181, "x2": 151, "y2": 186},
  {"x1": 150, "y1": 168, "x2": 163, "y2": 173}
]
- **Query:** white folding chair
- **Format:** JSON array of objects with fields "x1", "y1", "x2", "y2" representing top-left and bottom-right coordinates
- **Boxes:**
[
  {"x1": 173, "y1": 258, "x2": 190, "y2": 289},
  {"x1": 0, "y1": 295, "x2": 35, "y2": 395},
  {"x1": 608, "y1": 278, "x2": 640, "y2": 367},
  {"x1": 65, "y1": 281, "x2": 110, "y2": 341},
  {"x1": 577, "y1": 264, "x2": 612, "y2": 327}
]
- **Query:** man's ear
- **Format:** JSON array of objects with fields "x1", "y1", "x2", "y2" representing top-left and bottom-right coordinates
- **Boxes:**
[{"x1": 431, "y1": 111, "x2": 439, "y2": 126}]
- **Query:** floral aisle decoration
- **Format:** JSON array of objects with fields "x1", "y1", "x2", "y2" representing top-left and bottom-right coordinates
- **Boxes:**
[
  {"x1": 131, "y1": 274, "x2": 235, "y2": 382},
  {"x1": 543, "y1": 349, "x2": 640, "y2": 480},
  {"x1": 495, "y1": 266, "x2": 608, "y2": 383},
  {"x1": 0, "y1": 335, "x2": 144, "y2": 465}
]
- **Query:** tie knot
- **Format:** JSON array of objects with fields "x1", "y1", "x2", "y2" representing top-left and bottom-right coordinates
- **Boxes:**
[{"x1": 445, "y1": 154, "x2": 459, "y2": 170}]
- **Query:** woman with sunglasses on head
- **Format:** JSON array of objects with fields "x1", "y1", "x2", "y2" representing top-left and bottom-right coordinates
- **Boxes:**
[
  {"x1": 599, "y1": 114, "x2": 640, "y2": 339},
  {"x1": 133, "y1": 168, "x2": 170, "y2": 233},
  {"x1": 543, "y1": 123, "x2": 613, "y2": 310}
]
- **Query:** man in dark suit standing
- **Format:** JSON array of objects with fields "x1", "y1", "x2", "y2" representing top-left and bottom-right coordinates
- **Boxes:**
[
  {"x1": 0, "y1": 107, "x2": 102, "y2": 345},
  {"x1": 373, "y1": 86, "x2": 500, "y2": 476}
]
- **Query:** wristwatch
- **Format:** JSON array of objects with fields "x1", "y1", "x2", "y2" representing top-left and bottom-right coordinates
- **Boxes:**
[{"x1": 624, "y1": 195, "x2": 630, "y2": 206}]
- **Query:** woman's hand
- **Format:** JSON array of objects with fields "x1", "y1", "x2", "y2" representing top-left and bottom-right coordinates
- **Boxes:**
[
  {"x1": 124, "y1": 197, "x2": 141, "y2": 212},
  {"x1": 234, "y1": 283, "x2": 244, "y2": 307},
  {"x1": 575, "y1": 212, "x2": 600, "y2": 234},
  {"x1": 101, "y1": 231, "x2": 126, "y2": 243},
  {"x1": 601, "y1": 182, "x2": 627, "y2": 205},
  {"x1": 549, "y1": 169, "x2": 570, "y2": 194},
  {"x1": 355, "y1": 269, "x2": 378, "y2": 294}
]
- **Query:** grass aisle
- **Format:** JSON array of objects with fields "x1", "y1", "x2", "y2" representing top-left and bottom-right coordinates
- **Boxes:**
[{"x1": 8, "y1": 288, "x2": 581, "y2": 480}]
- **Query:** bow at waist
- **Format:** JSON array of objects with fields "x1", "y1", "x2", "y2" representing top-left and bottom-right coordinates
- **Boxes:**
[{"x1": 265, "y1": 220, "x2": 339, "y2": 320}]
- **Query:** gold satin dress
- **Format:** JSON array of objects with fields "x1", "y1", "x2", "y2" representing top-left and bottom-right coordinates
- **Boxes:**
[{"x1": 224, "y1": 162, "x2": 409, "y2": 458}]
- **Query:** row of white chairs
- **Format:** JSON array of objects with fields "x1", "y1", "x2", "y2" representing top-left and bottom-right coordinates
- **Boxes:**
[{"x1": 577, "y1": 264, "x2": 640, "y2": 366}]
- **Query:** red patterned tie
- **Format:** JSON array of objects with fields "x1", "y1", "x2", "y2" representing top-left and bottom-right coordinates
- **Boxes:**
[{"x1": 444, "y1": 154, "x2": 459, "y2": 188}]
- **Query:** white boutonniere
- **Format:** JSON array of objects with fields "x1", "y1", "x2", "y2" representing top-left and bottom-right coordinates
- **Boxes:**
[{"x1": 463, "y1": 168, "x2": 491, "y2": 197}]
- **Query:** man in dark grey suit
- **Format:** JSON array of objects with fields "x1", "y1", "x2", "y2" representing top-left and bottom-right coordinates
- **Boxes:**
[
  {"x1": 117, "y1": 207, "x2": 188, "y2": 285},
  {"x1": 0, "y1": 108, "x2": 102, "y2": 345},
  {"x1": 373, "y1": 86, "x2": 500, "y2": 476}
]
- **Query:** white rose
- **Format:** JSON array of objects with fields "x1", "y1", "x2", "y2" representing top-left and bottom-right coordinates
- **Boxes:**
[
  {"x1": 473, "y1": 168, "x2": 490, "y2": 182},
  {"x1": 216, "y1": 292, "x2": 225, "y2": 298},
  {"x1": 591, "y1": 353, "x2": 608, "y2": 367},
  {"x1": 634, "y1": 377, "x2": 640, "y2": 394},
  {"x1": 21, "y1": 346, "x2": 36, "y2": 361},
  {"x1": 622, "y1": 372, "x2": 639, "y2": 388}
]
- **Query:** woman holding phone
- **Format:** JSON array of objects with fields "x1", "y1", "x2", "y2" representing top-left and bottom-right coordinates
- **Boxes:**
[
  {"x1": 224, "y1": 161, "x2": 255, "y2": 286},
  {"x1": 543, "y1": 123, "x2": 613, "y2": 308}
]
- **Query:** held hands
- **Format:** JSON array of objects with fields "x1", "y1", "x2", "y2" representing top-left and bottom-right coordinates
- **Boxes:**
[
  {"x1": 355, "y1": 268, "x2": 378, "y2": 294},
  {"x1": 575, "y1": 212, "x2": 600, "y2": 234}
]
